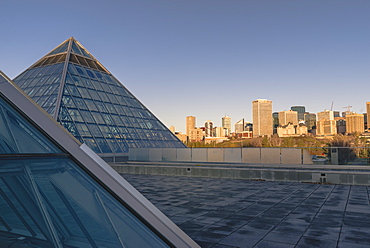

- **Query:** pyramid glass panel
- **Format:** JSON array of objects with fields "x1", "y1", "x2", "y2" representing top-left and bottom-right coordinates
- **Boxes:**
[
  {"x1": 13, "y1": 37, "x2": 186, "y2": 154},
  {"x1": 0, "y1": 73, "x2": 197, "y2": 247},
  {"x1": 47, "y1": 40, "x2": 69, "y2": 56}
]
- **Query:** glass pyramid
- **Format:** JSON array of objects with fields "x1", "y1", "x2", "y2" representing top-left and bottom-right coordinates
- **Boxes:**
[
  {"x1": 13, "y1": 37, "x2": 185, "y2": 154},
  {"x1": 0, "y1": 72, "x2": 198, "y2": 247}
]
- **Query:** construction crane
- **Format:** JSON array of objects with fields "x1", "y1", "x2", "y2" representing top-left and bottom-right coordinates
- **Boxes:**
[{"x1": 343, "y1": 105, "x2": 352, "y2": 112}]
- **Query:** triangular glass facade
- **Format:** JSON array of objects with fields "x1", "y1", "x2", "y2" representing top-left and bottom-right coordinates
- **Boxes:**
[
  {"x1": 13, "y1": 38, "x2": 185, "y2": 154},
  {"x1": 0, "y1": 72, "x2": 197, "y2": 247}
]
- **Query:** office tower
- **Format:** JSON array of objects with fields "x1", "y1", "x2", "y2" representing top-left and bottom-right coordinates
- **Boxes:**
[
  {"x1": 367, "y1": 102, "x2": 370, "y2": 130},
  {"x1": 304, "y1": 113, "x2": 317, "y2": 131},
  {"x1": 316, "y1": 110, "x2": 336, "y2": 136},
  {"x1": 364, "y1": 113, "x2": 367, "y2": 130},
  {"x1": 222, "y1": 115, "x2": 231, "y2": 136},
  {"x1": 346, "y1": 113, "x2": 365, "y2": 134},
  {"x1": 291, "y1": 106, "x2": 305, "y2": 121},
  {"x1": 317, "y1": 110, "x2": 334, "y2": 121},
  {"x1": 189, "y1": 128, "x2": 204, "y2": 142},
  {"x1": 273, "y1": 112, "x2": 279, "y2": 130},
  {"x1": 186, "y1": 116, "x2": 196, "y2": 136},
  {"x1": 245, "y1": 122, "x2": 253, "y2": 132},
  {"x1": 335, "y1": 117, "x2": 346, "y2": 134},
  {"x1": 278, "y1": 110, "x2": 298, "y2": 126},
  {"x1": 342, "y1": 111, "x2": 353, "y2": 118},
  {"x1": 204, "y1": 120, "x2": 214, "y2": 137},
  {"x1": 252, "y1": 99, "x2": 273, "y2": 137},
  {"x1": 316, "y1": 120, "x2": 337, "y2": 136},
  {"x1": 214, "y1": 126, "x2": 225, "y2": 137},
  {"x1": 235, "y1": 118, "x2": 245, "y2": 133},
  {"x1": 333, "y1": 111, "x2": 340, "y2": 117},
  {"x1": 12, "y1": 37, "x2": 185, "y2": 154},
  {"x1": 0, "y1": 72, "x2": 197, "y2": 247}
]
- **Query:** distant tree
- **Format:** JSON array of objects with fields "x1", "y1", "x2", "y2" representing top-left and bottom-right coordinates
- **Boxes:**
[{"x1": 270, "y1": 134, "x2": 282, "y2": 147}]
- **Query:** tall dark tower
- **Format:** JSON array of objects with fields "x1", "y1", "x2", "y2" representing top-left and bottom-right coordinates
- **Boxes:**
[{"x1": 291, "y1": 106, "x2": 306, "y2": 121}]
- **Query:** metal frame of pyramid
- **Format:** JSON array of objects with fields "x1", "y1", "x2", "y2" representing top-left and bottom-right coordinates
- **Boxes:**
[
  {"x1": 0, "y1": 71, "x2": 198, "y2": 247},
  {"x1": 13, "y1": 37, "x2": 185, "y2": 155}
]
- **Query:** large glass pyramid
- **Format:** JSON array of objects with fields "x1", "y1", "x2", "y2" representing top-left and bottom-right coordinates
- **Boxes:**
[
  {"x1": 0, "y1": 72, "x2": 198, "y2": 247},
  {"x1": 13, "y1": 37, "x2": 185, "y2": 154}
]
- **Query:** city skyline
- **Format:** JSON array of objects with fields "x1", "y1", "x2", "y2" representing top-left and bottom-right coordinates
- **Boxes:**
[
  {"x1": 1, "y1": 0, "x2": 369, "y2": 134},
  {"x1": 179, "y1": 99, "x2": 369, "y2": 134}
]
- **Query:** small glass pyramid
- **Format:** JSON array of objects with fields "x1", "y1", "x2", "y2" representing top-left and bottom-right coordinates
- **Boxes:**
[
  {"x1": 0, "y1": 72, "x2": 198, "y2": 247},
  {"x1": 13, "y1": 38, "x2": 185, "y2": 154}
]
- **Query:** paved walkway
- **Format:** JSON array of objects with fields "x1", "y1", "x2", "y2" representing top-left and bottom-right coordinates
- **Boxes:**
[{"x1": 121, "y1": 174, "x2": 370, "y2": 248}]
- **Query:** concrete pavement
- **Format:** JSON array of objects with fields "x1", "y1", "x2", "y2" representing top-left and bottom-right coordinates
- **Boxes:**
[{"x1": 122, "y1": 174, "x2": 370, "y2": 248}]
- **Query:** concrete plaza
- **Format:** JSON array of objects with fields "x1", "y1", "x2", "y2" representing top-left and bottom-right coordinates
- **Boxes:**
[{"x1": 122, "y1": 173, "x2": 370, "y2": 248}]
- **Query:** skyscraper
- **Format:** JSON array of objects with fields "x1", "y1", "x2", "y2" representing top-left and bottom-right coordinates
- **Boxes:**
[
  {"x1": 291, "y1": 106, "x2": 305, "y2": 121},
  {"x1": 235, "y1": 118, "x2": 245, "y2": 134},
  {"x1": 367, "y1": 102, "x2": 370, "y2": 130},
  {"x1": 204, "y1": 120, "x2": 214, "y2": 137},
  {"x1": 214, "y1": 126, "x2": 225, "y2": 137},
  {"x1": 252, "y1": 99, "x2": 273, "y2": 137},
  {"x1": 186, "y1": 116, "x2": 196, "y2": 136},
  {"x1": 317, "y1": 110, "x2": 334, "y2": 121},
  {"x1": 346, "y1": 113, "x2": 365, "y2": 134},
  {"x1": 222, "y1": 115, "x2": 231, "y2": 136},
  {"x1": 316, "y1": 110, "x2": 336, "y2": 136},
  {"x1": 12, "y1": 37, "x2": 185, "y2": 155},
  {"x1": 304, "y1": 113, "x2": 317, "y2": 131},
  {"x1": 278, "y1": 110, "x2": 298, "y2": 126},
  {"x1": 272, "y1": 112, "x2": 279, "y2": 133}
]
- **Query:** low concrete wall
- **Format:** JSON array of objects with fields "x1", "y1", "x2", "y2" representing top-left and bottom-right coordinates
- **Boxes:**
[
  {"x1": 112, "y1": 163, "x2": 370, "y2": 186},
  {"x1": 129, "y1": 147, "x2": 313, "y2": 165}
]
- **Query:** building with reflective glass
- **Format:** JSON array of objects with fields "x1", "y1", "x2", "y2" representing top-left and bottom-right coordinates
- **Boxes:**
[
  {"x1": 0, "y1": 71, "x2": 198, "y2": 247},
  {"x1": 12, "y1": 37, "x2": 186, "y2": 155}
]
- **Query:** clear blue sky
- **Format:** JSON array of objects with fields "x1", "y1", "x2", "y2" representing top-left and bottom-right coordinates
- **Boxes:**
[{"x1": 1, "y1": 0, "x2": 369, "y2": 133}]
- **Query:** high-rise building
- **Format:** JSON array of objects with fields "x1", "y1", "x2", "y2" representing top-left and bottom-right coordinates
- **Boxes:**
[
  {"x1": 252, "y1": 99, "x2": 273, "y2": 137},
  {"x1": 304, "y1": 113, "x2": 317, "y2": 131},
  {"x1": 272, "y1": 112, "x2": 279, "y2": 133},
  {"x1": 316, "y1": 110, "x2": 336, "y2": 136},
  {"x1": 346, "y1": 113, "x2": 365, "y2": 134},
  {"x1": 186, "y1": 116, "x2": 196, "y2": 136},
  {"x1": 189, "y1": 128, "x2": 204, "y2": 142},
  {"x1": 317, "y1": 110, "x2": 334, "y2": 121},
  {"x1": 245, "y1": 122, "x2": 253, "y2": 132},
  {"x1": 291, "y1": 106, "x2": 305, "y2": 121},
  {"x1": 316, "y1": 119, "x2": 337, "y2": 136},
  {"x1": 214, "y1": 126, "x2": 226, "y2": 137},
  {"x1": 335, "y1": 117, "x2": 346, "y2": 134},
  {"x1": 12, "y1": 37, "x2": 185, "y2": 154},
  {"x1": 364, "y1": 113, "x2": 367, "y2": 130},
  {"x1": 333, "y1": 111, "x2": 340, "y2": 118},
  {"x1": 278, "y1": 110, "x2": 298, "y2": 126},
  {"x1": 222, "y1": 116, "x2": 231, "y2": 136},
  {"x1": 235, "y1": 118, "x2": 245, "y2": 133},
  {"x1": 366, "y1": 102, "x2": 370, "y2": 130},
  {"x1": 0, "y1": 72, "x2": 197, "y2": 247},
  {"x1": 204, "y1": 120, "x2": 214, "y2": 137}
]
